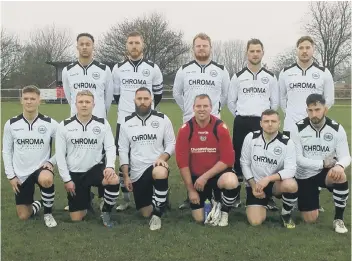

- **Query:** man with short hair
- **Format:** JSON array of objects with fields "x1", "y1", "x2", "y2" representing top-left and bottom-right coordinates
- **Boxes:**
[
  {"x1": 241, "y1": 109, "x2": 297, "y2": 228},
  {"x1": 112, "y1": 31, "x2": 164, "y2": 211},
  {"x1": 175, "y1": 94, "x2": 240, "y2": 226},
  {"x1": 290, "y1": 94, "x2": 350, "y2": 234},
  {"x1": 228, "y1": 38, "x2": 279, "y2": 210},
  {"x1": 279, "y1": 36, "x2": 335, "y2": 135},
  {"x1": 2, "y1": 85, "x2": 58, "y2": 227},
  {"x1": 173, "y1": 33, "x2": 231, "y2": 209},
  {"x1": 62, "y1": 33, "x2": 114, "y2": 118},
  {"x1": 62, "y1": 32, "x2": 114, "y2": 211},
  {"x1": 55, "y1": 90, "x2": 119, "y2": 227},
  {"x1": 279, "y1": 36, "x2": 335, "y2": 211},
  {"x1": 118, "y1": 87, "x2": 175, "y2": 230}
]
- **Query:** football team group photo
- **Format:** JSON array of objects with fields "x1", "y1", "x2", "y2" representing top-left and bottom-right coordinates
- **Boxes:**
[{"x1": 1, "y1": 1, "x2": 351, "y2": 260}]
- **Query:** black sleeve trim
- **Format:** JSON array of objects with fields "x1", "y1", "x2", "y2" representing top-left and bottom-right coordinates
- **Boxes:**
[
  {"x1": 10, "y1": 114, "x2": 23, "y2": 125},
  {"x1": 262, "y1": 68, "x2": 274, "y2": 77},
  {"x1": 283, "y1": 63, "x2": 297, "y2": 72},
  {"x1": 236, "y1": 67, "x2": 247, "y2": 77},
  {"x1": 151, "y1": 110, "x2": 165, "y2": 118},
  {"x1": 92, "y1": 116, "x2": 105, "y2": 124},
  {"x1": 67, "y1": 62, "x2": 78, "y2": 71},
  {"x1": 182, "y1": 60, "x2": 196, "y2": 69},
  {"x1": 125, "y1": 113, "x2": 137, "y2": 122},
  {"x1": 143, "y1": 59, "x2": 155, "y2": 68},
  {"x1": 210, "y1": 61, "x2": 224, "y2": 70},
  {"x1": 93, "y1": 60, "x2": 107, "y2": 70}
]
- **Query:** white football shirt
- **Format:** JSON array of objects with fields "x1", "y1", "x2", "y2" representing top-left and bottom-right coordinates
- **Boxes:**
[
  {"x1": 55, "y1": 115, "x2": 116, "y2": 182},
  {"x1": 173, "y1": 60, "x2": 230, "y2": 123},
  {"x1": 2, "y1": 113, "x2": 58, "y2": 183},
  {"x1": 227, "y1": 67, "x2": 279, "y2": 117},
  {"x1": 278, "y1": 62, "x2": 334, "y2": 132},
  {"x1": 241, "y1": 130, "x2": 296, "y2": 185},
  {"x1": 62, "y1": 60, "x2": 114, "y2": 118},
  {"x1": 291, "y1": 117, "x2": 351, "y2": 179},
  {"x1": 118, "y1": 110, "x2": 175, "y2": 182},
  {"x1": 112, "y1": 58, "x2": 163, "y2": 124}
]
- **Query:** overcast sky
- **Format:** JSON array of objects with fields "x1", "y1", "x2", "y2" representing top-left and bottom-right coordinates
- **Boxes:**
[{"x1": 1, "y1": 1, "x2": 311, "y2": 67}]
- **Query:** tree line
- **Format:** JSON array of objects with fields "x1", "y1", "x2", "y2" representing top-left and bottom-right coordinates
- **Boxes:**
[{"x1": 1, "y1": 2, "x2": 350, "y2": 89}]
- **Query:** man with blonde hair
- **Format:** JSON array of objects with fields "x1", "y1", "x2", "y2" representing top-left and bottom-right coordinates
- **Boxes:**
[{"x1": 55, "y1": 90, "x2": 119, "y2": 227}]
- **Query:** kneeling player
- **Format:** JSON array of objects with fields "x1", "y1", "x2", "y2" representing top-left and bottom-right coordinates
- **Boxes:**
[
  {"x1": 119, "y1": 87, "x2": 175, "y2": 230},
  {"x1": 291, "y1": 94, "x2": 350, "y2": 233},
  {"x1": 2, "y1": 86, "x2": 57, "y2": 227},
  {"x1": 56, "y1": 90, "x2": 119, "y2": 227},
  {"x1": 241, "y1": 109, "x2": 298, "y2": 228},
  {"x1": 176, "y1": 94, "x2": 240, "y2": 226}
]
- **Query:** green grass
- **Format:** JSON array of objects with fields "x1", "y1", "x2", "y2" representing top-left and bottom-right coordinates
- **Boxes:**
[{"x1": 1, "y1": 101, "x2": 351, "y2": 261}]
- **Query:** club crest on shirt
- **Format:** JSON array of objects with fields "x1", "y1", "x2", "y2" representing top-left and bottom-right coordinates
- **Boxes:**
[
  {"x1": 92, "y1": 126, "x2": 101, "y2": 135},
  {"x1": 92, "y1": 72, "x2": 100, "y2": 80},
  {"x1": 210, "y1": 70, "x2": 218, "y2": 77},
  {"x1": 200, "y1": 135, "x2": 207, "y2": 141},
  {"x1": 273, "y1": 146, "x2": 282, "y2": 155},
  {"x1": 38, "y1": 125, "x2": 47, "y2": 134},
  {"x1": 151, "y1": 121, "x2": 159, "y2": 128},
  {"x1": 261, "y1": 77, "x2": 269, "y2": 84},
  {"x1": 312, "y1": 72, "x2": 320, "y2": 79},
  {"x1": 142, "y1": 69, "x2": 150, "y2": 77},
  {"x1": 324, "y1": 132, "x2": 333, "y2": 141}
]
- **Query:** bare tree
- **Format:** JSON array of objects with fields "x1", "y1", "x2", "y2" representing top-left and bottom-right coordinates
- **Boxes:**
[
  {"x1": 212, "y1": 40, "x2": 246, "y2": 77},
  {"x1": 1, "y1": 29, "x2": 23, "y2": 83},
  {"x1": 271, "y1": 48, "x2": 297, "y2": 77},
  {"x1": 96, "y1": 12, "x2": 189, "y2": 79},
  {"x1": 304, "y1": 1, "x2": 351, "y2": 77},
  {"x1": 29, "y1": 24, "x2": 73, "y2": 62},
  {"x1": 5, "y1": 24, "x2": 74, "y2": 89}
]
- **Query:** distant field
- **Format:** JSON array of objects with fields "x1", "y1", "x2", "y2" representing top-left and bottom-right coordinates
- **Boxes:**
[{"x1": 1, "y1": 101, "x2": 351, "y2": 261}]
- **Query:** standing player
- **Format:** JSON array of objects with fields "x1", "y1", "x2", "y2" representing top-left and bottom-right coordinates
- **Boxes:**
[
  {"x1": 175, "y1": 94, "x2": 240, "y2": 226},
  {"x1": 112, "y1": 31, "x2": 164, "y2": 211},
  {"x1": 279, "y1": 36, "x2": 334, "y2": 135},
  {"x1": 240, "y1": 109, "x2": 297, "y2": 228},
  {"x1": 118, "y1": 87, "x2": 175, "y2": 230},
  {"x1": 279, "y1": 36, "x2": 335, "y2": 211},
  {"x1": 227, "y1": 39, "x2": 279, "y2": 210},
  {"x1": 173, "y1": 33, "x2": 230, "y2": 209},
  {"x1": 2, "y1": 86, "x2": 57, "y2": 227},
  {"x1": 55, "y1": 90, "x2": 119, "y2": 227},
  {"x1": 291, "y1": 94, "x2": 350, "y2": 233},
  {"x1": 62, "y1": 33, "x2": 114, "y2": 118},
  {"x1": 62, "y1": 33, "x2": 113, "y2": 210}
]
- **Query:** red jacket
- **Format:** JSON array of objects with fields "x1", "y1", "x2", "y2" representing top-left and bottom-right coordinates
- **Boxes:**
[{"x1": 175, "y1": 115, "x2": 235, "y2": 176}]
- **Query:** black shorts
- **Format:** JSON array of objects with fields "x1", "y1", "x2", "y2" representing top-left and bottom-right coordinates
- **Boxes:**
[
  {"x1": 68, "y1": 164, "x2": 105, "y2": 212},
  {"x1": 297, "y1": 168, "x2": 333, "y2": 212},
  {"x1": 190, "y1": 168, "x2": 234, "y2": 210},
  {"x1": 245, "y1": 182, "x2": 275, "y2": 208},
  {"x1": 15, "y1": 167, "x2": 54, "y2": 205},
  {"x1": 132, "y1": 165, "x2": 169, "y2": 210}
]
